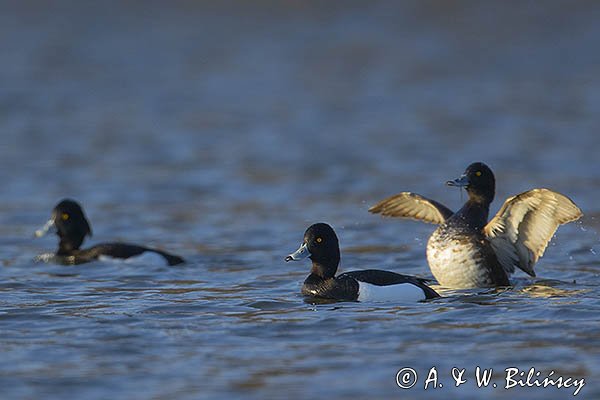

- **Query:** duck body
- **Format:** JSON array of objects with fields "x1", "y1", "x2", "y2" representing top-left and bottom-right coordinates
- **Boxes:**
[
  {"x1": 36, "y1": 199, "x2": 184, "y2": 266},
  {"x1": 54, "y1": 242, "x2": 184, "y2": 266},
  {"x1": 286, "y1": 223, "x2": 439, "y2": 302},
  {"x1": 427, "y1": 195, "x2": 509, "y2": 288},
  {"x1": 370, "y1": 162, "x2": 583, "y2": 288},
  {"x1": 302, "y1": 269, "x2": 438, "y2": 301},
  {"x1": 427, "y1": 217, "x2": 509, "y2": 288}
]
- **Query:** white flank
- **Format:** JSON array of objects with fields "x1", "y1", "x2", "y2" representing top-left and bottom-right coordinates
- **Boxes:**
[
  {"x1": 98, "y1": 252, "x2": 167, "y2": 266},
  {"x1": 34, "y1": 253, "x2": 58, "y2": 263},
  {"x1": 357, "y1": 281, "x2": 425, "y2": 302}
]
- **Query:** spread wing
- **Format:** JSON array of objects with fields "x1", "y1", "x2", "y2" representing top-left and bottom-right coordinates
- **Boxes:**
[
  {"x1": 484, "y1": 188, "x2": 582, "y2": 276},
  {"x1": 368, "y1": 192, "x2": 453, "y2": 224}
]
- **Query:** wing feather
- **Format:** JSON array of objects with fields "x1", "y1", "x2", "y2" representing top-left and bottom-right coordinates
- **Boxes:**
[
  {"x1": 368, "y1": 192, "x2": 453, "y2": 225},
  {"x1": 484, "y1": 188, "x2": 582, "y2": 276}
]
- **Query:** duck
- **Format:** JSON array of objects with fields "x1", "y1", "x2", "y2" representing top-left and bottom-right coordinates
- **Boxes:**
[
  {"x1": 35, "y1": 198, "x2": 185, "y2": 266},
  {"x1": 369, "y1": 162, "x2": 582, "y2": 288},
  {"x1": 285, "y1": 223, "x2": 439, "y2": 302}
]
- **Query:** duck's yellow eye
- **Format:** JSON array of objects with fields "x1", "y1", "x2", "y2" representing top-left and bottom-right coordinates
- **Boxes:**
[
  {"x1": 475, "y1": 171, "x2": 482, "y2": 177},
  {"x1": 316, "y1": 237, "x2": 323, "y2": 243},
  {"x1": 61, "y1": 213, "x2": 70, "y2": 221}
]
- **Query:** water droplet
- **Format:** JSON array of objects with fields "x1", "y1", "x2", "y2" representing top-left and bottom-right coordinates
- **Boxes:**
[{"x1": 590, "y1": 248, "x2": 597, "y2": 255}]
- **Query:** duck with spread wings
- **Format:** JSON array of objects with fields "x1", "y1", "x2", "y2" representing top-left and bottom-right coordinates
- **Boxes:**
[{"x1": 369, "y1": 162, "x2": 582, "y2": 288}]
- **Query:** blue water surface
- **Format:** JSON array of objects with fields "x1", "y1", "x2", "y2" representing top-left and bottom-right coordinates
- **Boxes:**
[{"x1": 0, "y1": 2, "x2": 599, "y2": 399}]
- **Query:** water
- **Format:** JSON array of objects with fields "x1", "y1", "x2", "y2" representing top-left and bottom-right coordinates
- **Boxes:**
[{"x1": 1, "y1": 2, "x2": 599, "y2": 399}]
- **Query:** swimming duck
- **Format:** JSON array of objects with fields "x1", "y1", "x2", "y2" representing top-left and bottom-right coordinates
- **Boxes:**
[
  {"x1": 369, "y1": 162, "x2": 582, "y2": 288},
  {"x1": 285, "y1": 223, "x2": 439, "y2": 301},
  {"x1": 35, "y1": 199, "x2": 185, "y2": 266}
]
